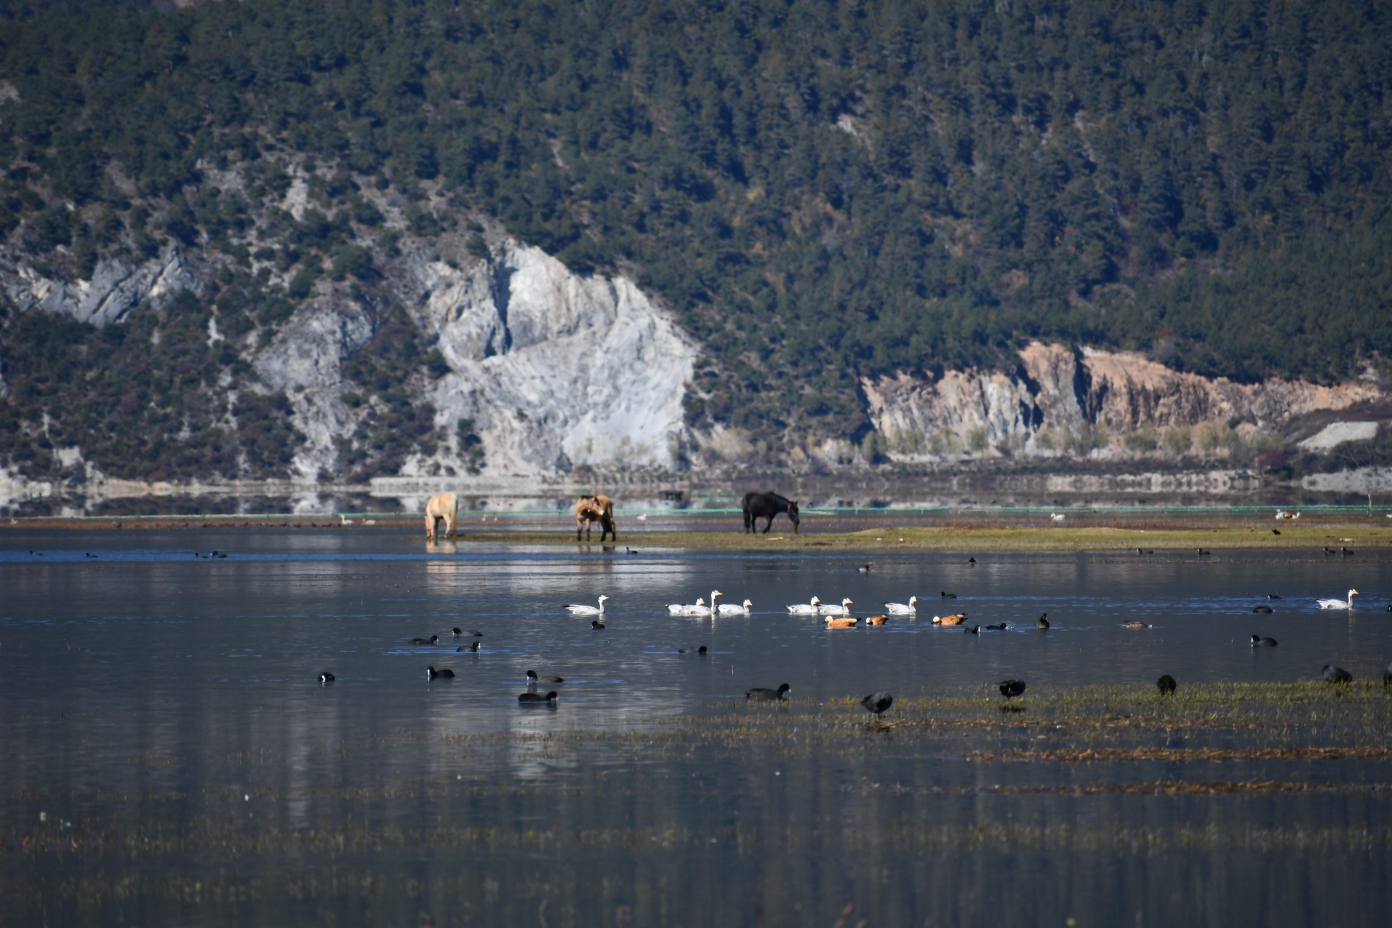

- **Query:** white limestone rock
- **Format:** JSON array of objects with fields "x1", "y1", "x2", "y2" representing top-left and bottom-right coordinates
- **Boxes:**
[
  {"x1": 1298, "y1": 421, "x2": 1380, "y2": 451},
  {"x1": 251, "y1": 296, "x2": 374, "y2": 480},
  {"x1": 411, "y1": 240, "x2": 699, "y2": 474},
  {"x1": 4, "y1": 244, "x2": 193, "y2": 326}
]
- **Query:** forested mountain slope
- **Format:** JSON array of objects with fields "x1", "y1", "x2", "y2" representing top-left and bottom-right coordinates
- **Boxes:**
[{"x1": 1, "y1": 0, "x2": 1390, "y2": 484}]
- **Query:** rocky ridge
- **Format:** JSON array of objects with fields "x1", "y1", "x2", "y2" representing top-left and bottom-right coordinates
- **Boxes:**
[
  {"x1": 0, "y1": 152, "x2": 1385, "y2": 512},
  {"x1": 863, "y1": 343, "x2": 1383, "y2": 462}
]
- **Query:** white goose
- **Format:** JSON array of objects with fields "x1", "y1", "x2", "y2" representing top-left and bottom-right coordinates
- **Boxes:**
[
  {"x1": 564, "y1": 595, "x2": 609, "y2": 616},
  {"x1": 717, "y1": 598, "x2": 754, "y2": 616},
  {"x1": 819, "y1": 597, "x2": 854, "y2": 616},
  {"x1": 667, "y1": 597, "x2": 705, "y2": 615},
  {"x1": 787, "y1": 596, "x2": 822, "y2": 615},
  {"x1": 883, "y1": 595, "x2": 918, "y2": 615},
  {"x1": 1316, "y1": 589, "x2": 1360, "y2": 610},
  {"x1": 687, "y1": 591, "x2": 723, "y2": 616}
]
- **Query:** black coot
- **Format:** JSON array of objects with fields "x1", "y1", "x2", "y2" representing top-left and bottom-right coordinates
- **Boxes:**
[
  {"x1": 1322, "y1": 665, "x2": 1353, "y2": 683},
  {"x1": 997, "y1": 679, "x2": 1026, "y2": 699},
  {"x1": 860, "y1": 692, "x2": 893, "y2": 717},
  {"x1": 746, "y1": 683, "x2": 791, "y2": 701}
]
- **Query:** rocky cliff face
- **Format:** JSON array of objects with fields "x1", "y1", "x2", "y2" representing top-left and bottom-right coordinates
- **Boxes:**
[
  {"x1": 863, "y1": 342, "x2": 1383, "y2": 460},
  {"x1": 410, "y1": 241, "x2": 698, "y2": 475},
  {"x1": 0, "y1": 210, "x2": 700, "y2": 492},
  {"x1": 4, "y1": 243, "x2": 195, "y2": 327},
  {"x1": 250, "y1": 292, "x2": 374, "y2": 482}
]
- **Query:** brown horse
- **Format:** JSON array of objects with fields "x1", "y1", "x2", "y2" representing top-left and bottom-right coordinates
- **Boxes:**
[
  {"x1": 425, "y1": 492, "x2": 458, "y2": 540},
  {"x1": 575, "y1": 495, "x2": 616, "y2": 542}
]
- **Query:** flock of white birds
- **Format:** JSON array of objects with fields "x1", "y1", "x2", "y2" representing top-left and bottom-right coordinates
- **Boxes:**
[
  {"x1": 562, "y1": 587, "x2": 1368, "y2": 618},
  {"x1": 562, "y1": 592, "x2": 925, "y2": 622}
]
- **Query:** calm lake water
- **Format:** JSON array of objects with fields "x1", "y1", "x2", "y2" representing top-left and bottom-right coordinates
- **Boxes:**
[{"x1": 2, "y1": 529, "x2": 1390, "y2": 926}]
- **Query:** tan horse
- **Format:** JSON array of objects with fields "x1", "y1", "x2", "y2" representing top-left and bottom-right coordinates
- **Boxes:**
[
  {"x1": 575, "y1": 494, "x2": 616, "y2": 542},
  {"x1": 425, "y1": 492, "x2": 458, "y2": 540}
]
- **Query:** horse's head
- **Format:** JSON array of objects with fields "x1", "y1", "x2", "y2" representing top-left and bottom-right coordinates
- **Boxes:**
[{"x1": 788, "y1": 501, "x2": 800, "y2": 533}]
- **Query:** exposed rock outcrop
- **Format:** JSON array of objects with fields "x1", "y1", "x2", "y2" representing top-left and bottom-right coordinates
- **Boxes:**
[
  {"x1": 218, "y1": 238, "x2": 700, "y2": 481},
  {"x1": 864, "y1": 342, "x2": 1383, "y2": 459},
  {"x1": 407, "y1": 241, "x2": 699, "y2": 474},
  {"x1": 251, "y1": 295, "x2": 374, "y2": 480},
  {"x1": 4, "y1": 244, "x2": 195, "y2": 326}
]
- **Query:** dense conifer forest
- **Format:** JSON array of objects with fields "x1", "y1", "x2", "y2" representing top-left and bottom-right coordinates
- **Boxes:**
[{"x1": 1, "y1": 0, "x2": 1390, "y2": 476}]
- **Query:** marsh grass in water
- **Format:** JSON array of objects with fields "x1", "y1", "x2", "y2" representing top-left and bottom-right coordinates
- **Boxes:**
[{"x1": 4, "y1": 682, "x2": 1390, "y2": 925}]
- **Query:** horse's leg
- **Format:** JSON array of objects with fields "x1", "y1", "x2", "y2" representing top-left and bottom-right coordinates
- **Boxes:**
[
  {"x1": 576, "y1": 517, "x2": 583, "y2": 542},
  {"x1": 426, "y1": 514, "x2": 435, "y2": 540},
  {"x1": 762, "y1": 515, "x2": 773, "y2": 534},
  {"x1": 743, "y1": 509, "x2": 751, "y2": 534}
]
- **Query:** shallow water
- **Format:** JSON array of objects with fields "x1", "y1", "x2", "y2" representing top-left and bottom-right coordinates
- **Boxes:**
[{"x1": 2, "y1": 529, "x2": 1390, "y2": 926}]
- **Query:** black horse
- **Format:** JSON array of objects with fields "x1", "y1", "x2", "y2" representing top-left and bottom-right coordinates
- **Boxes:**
[{"x1": 743, "y1": 491, "x2": 800, "y2": 534}]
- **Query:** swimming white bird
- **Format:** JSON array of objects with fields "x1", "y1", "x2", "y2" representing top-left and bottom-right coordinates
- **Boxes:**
[
  {"x1": 564, "y1": 595, "x2": 609, "y2": 615},
  {"x1": 786, "y1": 596, "x2": 822, "y2": 615},
  {"x1": 717, "y1": 598, "x2": 754, "y2": 616},
  {"x1": 688, "y1": 591, "x2": 723, "y2": 616},
  {"x1": 819, "y1": 597, "x2": 854, "y2": 616},
  {"x1": 1316, "y1": 589, "x2": 1360, "y2": 610},
  {"x1": 339, "y1": 513, "x2": 354, "y2": 525},
  {"x1": 667, "y1": 597, "x2": 705, "y2": 615},
  {"x1": 883, "y1": 596, "x2": 917, "y2": 614}
]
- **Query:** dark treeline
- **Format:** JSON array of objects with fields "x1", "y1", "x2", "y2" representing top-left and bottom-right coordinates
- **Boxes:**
[
  {"x1": 2, "y1": 0, "x2": 1390, "y2": 453},
  {"x1": 0, "y1": 0, "x2": 173, "y2": 21}
]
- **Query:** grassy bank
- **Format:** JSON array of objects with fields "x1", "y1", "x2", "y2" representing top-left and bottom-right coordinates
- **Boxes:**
[
  {"x1": 455, "y1": 524, "x2": 1392, "y2": 552},
  {"x1": 7, "y1": 515, "x2": 1391, "y2": 552}
]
